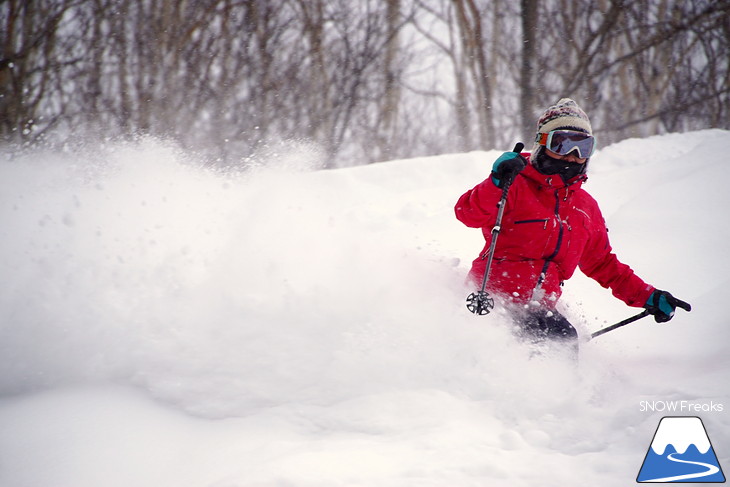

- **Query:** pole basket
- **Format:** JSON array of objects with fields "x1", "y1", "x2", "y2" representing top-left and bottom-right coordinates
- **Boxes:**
[{"x1": 466, "y1": 291, "x2": 494, "y2": 315}]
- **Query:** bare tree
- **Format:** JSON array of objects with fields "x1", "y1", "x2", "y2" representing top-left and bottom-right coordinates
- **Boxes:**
[
  {"x1": 0, "y1": 0, "x2": 82, "y2": 145},
  {"x1": 2, "y1": 0, "x2": 728, "y2": 164},
  {"x1": 519, "y1": 0, "x2": 537, "y2": 142}
]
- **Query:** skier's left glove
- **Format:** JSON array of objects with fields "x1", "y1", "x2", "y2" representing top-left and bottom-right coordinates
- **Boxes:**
[{"x1": 644, "y1": 290, "x2": 691, "y2": 323}]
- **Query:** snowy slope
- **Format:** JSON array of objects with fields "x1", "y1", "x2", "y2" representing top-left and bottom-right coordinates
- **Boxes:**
[{"x1": 1, "y1": 130, "x2": 728, "y2": 486}]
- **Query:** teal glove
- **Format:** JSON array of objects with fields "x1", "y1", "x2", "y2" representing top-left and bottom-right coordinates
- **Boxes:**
[
  {"x1": 645, "y1": 290, "x2": 691, "y2": 323},
  {"x1": 491, "y1": 151, "x2": 526, "y2": 188}
]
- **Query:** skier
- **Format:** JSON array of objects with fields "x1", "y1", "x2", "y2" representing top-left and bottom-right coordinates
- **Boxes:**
[{"x1": 455, "y1": 98, "x2": 690, "y2": 352}]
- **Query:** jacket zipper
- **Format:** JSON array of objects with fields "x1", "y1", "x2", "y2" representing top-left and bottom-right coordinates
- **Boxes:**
[
  {"x1": 515, "y1": 218, "x2": 549, "y2": 229},
  {"x1": 483, "y1": 218, "x2": 550, "y2": 259},
  {"x1": 535, "y1": 189, "x2": 564, "y2": 289}
]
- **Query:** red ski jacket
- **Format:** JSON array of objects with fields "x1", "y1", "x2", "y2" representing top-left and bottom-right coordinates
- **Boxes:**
[{"x1": 455, "y1": 155, "x2": 655, "y2": 309}]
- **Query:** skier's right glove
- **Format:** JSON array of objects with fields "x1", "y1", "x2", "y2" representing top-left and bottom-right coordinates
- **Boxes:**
[
  {"x1": 491, "y1": 151, "x2": 527, "y2": 188},
  {"x1": 644, "y1": 290, "x2": 692, "y2": 323}
]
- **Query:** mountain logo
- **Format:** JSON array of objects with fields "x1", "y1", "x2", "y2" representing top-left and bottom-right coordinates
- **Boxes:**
[{"x1": 637, "y1": 416, "x2": 725, "y2": 483}]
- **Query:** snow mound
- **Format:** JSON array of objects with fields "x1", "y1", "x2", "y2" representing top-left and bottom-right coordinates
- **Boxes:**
[{"x1": 1, "y1": 130, "x2": 728, "y2": 486}]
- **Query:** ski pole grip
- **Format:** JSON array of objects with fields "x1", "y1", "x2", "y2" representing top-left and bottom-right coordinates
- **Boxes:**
[{"x1": 512, "y1": 142, "x2": 524, "y2": 153}]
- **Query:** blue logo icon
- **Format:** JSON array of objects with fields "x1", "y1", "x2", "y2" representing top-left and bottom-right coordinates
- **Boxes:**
[{"x1": 637, "y1": 416, "x2": 725, "y2": 483}]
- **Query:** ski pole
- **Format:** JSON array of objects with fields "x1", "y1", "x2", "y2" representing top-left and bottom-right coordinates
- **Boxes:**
[
  {"x1": 589, "y1": 310, "x2": 650, "y2": 339},
  {"x1": 466, "y1": 142, "x2": 524, "y2": 315}
]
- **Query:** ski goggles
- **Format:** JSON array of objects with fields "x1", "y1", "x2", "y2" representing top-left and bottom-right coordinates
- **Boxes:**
[{"x1": 536, "y1": 130, "x2": 595, "y2": 158}]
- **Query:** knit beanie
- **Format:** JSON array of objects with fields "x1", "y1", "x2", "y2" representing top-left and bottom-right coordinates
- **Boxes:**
[{"x1": 531, "y1": 98, "x2": 592, "y2": 158}]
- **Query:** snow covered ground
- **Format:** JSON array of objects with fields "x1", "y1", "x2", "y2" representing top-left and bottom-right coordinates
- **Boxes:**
[{"x1": 1, "y1": 130, "x2": 728, "y2": 486}]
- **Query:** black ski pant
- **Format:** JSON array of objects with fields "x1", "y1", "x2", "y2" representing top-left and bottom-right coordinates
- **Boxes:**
[{"x1": 510, "y1": 307, "x2": 579, "y2": 357}]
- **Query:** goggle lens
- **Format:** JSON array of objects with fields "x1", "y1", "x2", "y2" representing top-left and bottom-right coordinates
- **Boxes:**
[{"x1": 537, "y1": 130, "x2": 595, "y2": 158}]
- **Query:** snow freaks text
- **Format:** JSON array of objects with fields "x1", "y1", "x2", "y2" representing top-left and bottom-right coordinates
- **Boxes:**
[{"x1": 639, "y1": 401, "x2": 724, "y2": 413}]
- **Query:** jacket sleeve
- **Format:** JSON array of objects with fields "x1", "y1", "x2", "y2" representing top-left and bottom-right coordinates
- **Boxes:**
[
  {"x1": 454, "y1": 177, "x2": 504, "y2": 228},
  {"x1": 579, "y1": 202, "x2": 655, "y2": 307}
]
